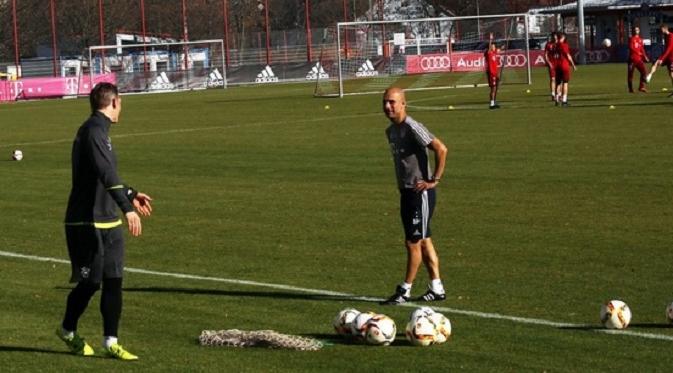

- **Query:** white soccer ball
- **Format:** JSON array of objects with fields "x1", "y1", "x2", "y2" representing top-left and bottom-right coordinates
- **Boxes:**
[
  {"x1": 602, "y1": 38, "x2": 612, "y2": 48},
  {"x1": 12, "y1": 149, "x2": 23, "y2": 161},
  {"x1": 364, "y1": 314, "x2": 397, "y2": 346},
  {"x1": 666, "y1": 302, "x2": 673, "y2": 323},
  {"x1": 428, "y1": 313, "x2": 452, "y2": 344},
  {"x1": 350, "y1": 311, "x2": 376, "y2": 338},
  {"x1": 405, "y1": 315, "x2": 438, "y2": 346},
  {"x1": 409, "y1": 307, "x2": 436, "y2": 321},
  {"x1": 332, "y1": 308, "x2": 360, "y2": 336},
  {"x1": 600, "y1": 300, "x2": 632, "y2": 329}
]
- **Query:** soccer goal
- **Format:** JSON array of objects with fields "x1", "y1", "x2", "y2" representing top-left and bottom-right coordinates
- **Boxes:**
[
  {"x1": 88, "y1": 39, "x2": 226, "y2": 94},
  {"x1": 315, "y1": 14, "x2": 534, "y2": 98}
]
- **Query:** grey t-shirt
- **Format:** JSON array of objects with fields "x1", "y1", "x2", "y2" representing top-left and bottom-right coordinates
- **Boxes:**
[{"x1": 386, "y1": 115, "x2": 435, "y2": 189}]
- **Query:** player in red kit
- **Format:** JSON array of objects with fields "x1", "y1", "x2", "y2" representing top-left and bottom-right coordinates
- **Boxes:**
[
  {"x1": 555, "y1": 32, "x2": 577, "y2": 107},
  {"x1": 485, "y1": 33, "x2": 501, "y2": 109},
  {"x1": 628, "y1": 26, "x2": 650, "y2": 93},
  {"x1": 647, "y1": 24, "x2": 673, "y2": 94},
  {"x1": 544, "y1": 32, "x2": 559, "y2": 101}
]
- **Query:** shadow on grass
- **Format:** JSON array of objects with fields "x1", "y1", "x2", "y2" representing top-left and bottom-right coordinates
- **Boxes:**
[
  {"x1": 628, "y1": 322, "x2": 673, "y2": 329},
  {"x1": 556, "y1": 100, "x2": 671, "y2": 109},
  {"x1": 119, "y1": 286, "x2": 383, "y2": 304},
  {"x1": 0, "y1": 345, "x2": 85, "y2": 356},
  {"x1": 559, "y1": 323, "x2": 673, "y2": 331},
  {"x1": 301, "y1": 333, "x2": 417, "y2": 347}
]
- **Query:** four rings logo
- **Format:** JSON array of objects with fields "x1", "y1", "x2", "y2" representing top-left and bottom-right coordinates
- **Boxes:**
[
  {"x1": 420, "y1": 56, "x2": 451, "y2": 71},
  {"x1": 574, "y1": 50, "x2": 610, "y2": 64},
  {"x1": 499, "y1": 54, "x2": 527, "y2": 68}
]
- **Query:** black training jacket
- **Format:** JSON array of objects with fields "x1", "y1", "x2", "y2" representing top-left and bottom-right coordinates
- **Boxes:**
[{"x1": 65, "y1": 111, "x2": 136, "y2": 228}]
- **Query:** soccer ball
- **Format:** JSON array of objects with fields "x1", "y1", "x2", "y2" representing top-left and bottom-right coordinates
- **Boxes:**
[
  {"x1": 350, "y1": 311, "x2": 376, "y2": 338},
  {"x1": 12, "y1": 149, "x2": 23, "y2": 161},
  {"x1": 602, "y1": 38, "x2": 612, "y2": 48},
  {"x1": 600, "y1": 300, "x2": 632, "y2": 329},
  {"x1": 665, "y1": 302, "x2": 673, "y2": 323},
  {"x1": 333, "y1": 308, "x2": 360, "y2": 336},
  {"x1": 409, "y1": 307, "x2": 436, "y2": 321},
  {"x1": 405, "y1": 315, "x2": 438, "y2": 346},
  {"x1": 428, "y1": 313, "x2": 452, "y2": 344},
  {"x1": 364, "y1": 315, "x2": 397, "y2": 346}
]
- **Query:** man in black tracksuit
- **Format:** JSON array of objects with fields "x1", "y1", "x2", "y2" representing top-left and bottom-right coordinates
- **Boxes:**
[{"x1": 56, "y1": 82, "x2": 152, "y2": 360}]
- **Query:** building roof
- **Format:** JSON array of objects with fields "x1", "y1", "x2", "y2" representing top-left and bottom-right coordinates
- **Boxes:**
[{"x1": 532, "y1": 0, "x2": 673, "y2": 15}]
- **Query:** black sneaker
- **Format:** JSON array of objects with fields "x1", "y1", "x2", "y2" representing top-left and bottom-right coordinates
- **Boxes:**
[
  {"x1": 561, "y1": 102, "x2": 570, "y2": 107},
  {"x1": 489, "y1": 104, "x2": 500, "y2": 110},
  {"x1": 419, "y1": 289, "x2": 446, "y2": 302},
  {"x1": 380, "y1": 285, "x2": 410, "y2": 305}
]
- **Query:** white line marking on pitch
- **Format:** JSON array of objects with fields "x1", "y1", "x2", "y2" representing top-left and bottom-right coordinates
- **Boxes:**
[
  {"x1": 0, "y1": 112, "x2": 380, "y2": 149},
  {"x1": 2, "y1": 249, "x2": 671, "y2": 342}
]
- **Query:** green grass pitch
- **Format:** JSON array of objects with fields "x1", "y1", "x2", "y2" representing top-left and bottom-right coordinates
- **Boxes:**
[{"x1": 1, "y1": 64, "x2": 673, "y2": 371}]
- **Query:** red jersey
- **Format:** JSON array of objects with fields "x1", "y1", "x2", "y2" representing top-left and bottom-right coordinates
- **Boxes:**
[
  {"x1": 557, "y1": 41, "x2": 571, "y2": 68},
  {"x1": 628, "y1": 35, "x2": 648, "y2": 63},
  {"x1": 659, "y1": 32, "x2": 673, "y2": 63},
  {"x1": 544, "y1": 41, "x2": 557, "y2": 66},
  {"x1": 485, "y1": 49, "x2": 499, "y2": 75}
]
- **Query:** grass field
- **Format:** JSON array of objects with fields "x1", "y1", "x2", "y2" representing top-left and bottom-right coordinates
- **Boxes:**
[{"x1": 1, "y1": 64, "x2": 673, "y2": 371}]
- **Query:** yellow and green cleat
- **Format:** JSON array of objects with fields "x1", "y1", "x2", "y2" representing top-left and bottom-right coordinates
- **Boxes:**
[
  {"x1": 105, "y1": 343, "x2": 139, "y2": 361},
  {"x1": 55, "y1": 328, "x2": 94, "y2": 356}
]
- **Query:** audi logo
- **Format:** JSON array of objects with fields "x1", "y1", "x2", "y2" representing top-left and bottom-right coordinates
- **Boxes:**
[
  {"x1": 420, "y1": 56, "x2": 451, "y2": 71},
  {"x1": 574, "y1": 50, "x2": 610, "y2": 63},
  {"x1": 499, "y1": 54, "x2": 528, "y2": 68}
]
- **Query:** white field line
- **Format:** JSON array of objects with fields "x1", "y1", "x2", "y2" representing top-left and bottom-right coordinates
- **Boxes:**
[
  {"x1": 0, "y1": 112, "x2": 380, "y2": 149},
  {"x1": 2, "y1": 249, "x2": 672, "y2": 342}
]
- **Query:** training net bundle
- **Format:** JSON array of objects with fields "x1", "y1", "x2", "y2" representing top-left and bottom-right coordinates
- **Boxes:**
[
  {"x1": 315, "y1": 13, "x2": 542, "y2": 97},
  {"x1": 199, "y1": 329, "x2": 323, "y2": 351}
]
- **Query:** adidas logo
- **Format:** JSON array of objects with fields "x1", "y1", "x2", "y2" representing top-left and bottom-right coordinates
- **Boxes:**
[
  {"x1": 150, "y1": 71, "x2": 175, "y2": 90},
  {"x1": 305, "y1": 62, "x2": 329, "y2": 80},
  {"x1": 206, "y1": 68, "x2": 224, "y2": 88},
  {"x1": 355, "y1": 59, "x2": 378, "y2": 77},
  {"x1": 255, "y1": 65, "x2": 279, "y2": 83}
]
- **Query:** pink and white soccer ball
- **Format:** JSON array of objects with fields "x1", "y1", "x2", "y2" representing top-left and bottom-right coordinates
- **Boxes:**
[
  {"x1": 600, "y1": 300, "x2": 632, "y2": 329},
  {"x1": 364, "y1": 314, "x2": 397, "y2": 346},
  {"x1": 332, "y1": 308, "x2": 360, "y2": 336}
]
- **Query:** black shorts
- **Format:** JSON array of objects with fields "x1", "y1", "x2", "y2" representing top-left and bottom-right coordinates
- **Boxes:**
[
  {"x1": 65, "y1": 225, "x2": 124, "y2": 284},
  {"x1": 400, "y1": 188, "x2": 436, "y2": 242}
]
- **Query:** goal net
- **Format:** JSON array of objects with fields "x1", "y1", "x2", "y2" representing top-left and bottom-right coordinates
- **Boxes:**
[
  {"x1": 315, "y1": 14, "x2": 532, "y2": 98},
  {"x1": 88, "y1": 39, "x2": 226, "y2": 94}
]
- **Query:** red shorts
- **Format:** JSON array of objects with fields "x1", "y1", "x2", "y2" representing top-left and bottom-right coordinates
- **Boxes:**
[
  {"x1": 547, "y1": 64, "x2": 556, "y2": 79},
  {"x1": 555, "y1": 65, "x2": 571, "y2": 83},
  {"x1": 486, "y1": 72, "x2": 499, "y2": 87},
  {"x1": 663, "y1": 59, "x2": 673, "y2": 71}
]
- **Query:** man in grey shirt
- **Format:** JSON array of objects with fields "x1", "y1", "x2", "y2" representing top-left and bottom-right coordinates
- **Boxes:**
[{"x1": 381, "y1": 87, "x2": 448, "y2": 305}]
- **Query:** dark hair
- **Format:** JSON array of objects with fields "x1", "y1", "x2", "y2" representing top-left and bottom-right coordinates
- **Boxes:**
[{"x1": 89, "y1": 82, "x2": 118, "y2": 113}]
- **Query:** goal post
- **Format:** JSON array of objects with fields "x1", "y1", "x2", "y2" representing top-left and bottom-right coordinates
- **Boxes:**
[
  {"x1": 315, "y1": 14, "x2": 538, "y2": 98},
  {"x1": 88, "y1": 39, "x2": 226, "y2": 94}
]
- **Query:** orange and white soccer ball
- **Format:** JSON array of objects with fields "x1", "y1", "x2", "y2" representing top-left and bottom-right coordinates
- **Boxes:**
[
  {"x1": 602, "y1": 38, "x2": 612, "y2": 48},
  {"x1": 406, "y1": 315, "x2": 438, "y2": 346},
  {"x1": 364, "y1": 314, "x2": 396, "y2": 346},
  {"x1": 350, "y1": 311, "x2": 376, "y2": 339},
  {"x1": 600, "y1": 300, "x2": 631, "y2": 329},
  {"x1": 12, "y1": 149, "x2": 23, "y2": 161},
  {"x1": 332, "y1": 308, "x2": 360, "y2": 336},
  {"x1": 428, "y1": 313, "x2": 452, "y2": 343}
]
